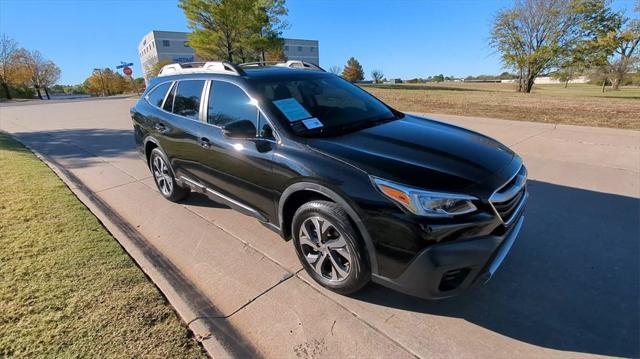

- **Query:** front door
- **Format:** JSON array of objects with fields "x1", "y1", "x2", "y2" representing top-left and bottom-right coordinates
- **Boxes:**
[{"x1": 194, "y1": 80, "x2": 276, "y2": 221}]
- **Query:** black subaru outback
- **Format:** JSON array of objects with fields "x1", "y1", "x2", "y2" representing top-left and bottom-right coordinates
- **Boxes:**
[{"x1": 130, "y1": 60, "x2": 527, "y2": 299}]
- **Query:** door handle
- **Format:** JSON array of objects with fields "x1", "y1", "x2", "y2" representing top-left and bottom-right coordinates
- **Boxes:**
[
  {"x1": 155, "y1": 123, "x2": 169, "y2": 133},
  {"x1": 199, "y1": 137, "x2": 211, "y2": 149}
]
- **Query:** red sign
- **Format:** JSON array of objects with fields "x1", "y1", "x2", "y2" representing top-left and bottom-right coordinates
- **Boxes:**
[{"x1": 123, "y1": 66, "x2": 132, "y2": 76}]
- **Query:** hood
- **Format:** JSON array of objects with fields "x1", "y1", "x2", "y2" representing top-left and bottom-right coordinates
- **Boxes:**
[{"x1": 306, "y1": 115, "x2": 516, "y2": 194}]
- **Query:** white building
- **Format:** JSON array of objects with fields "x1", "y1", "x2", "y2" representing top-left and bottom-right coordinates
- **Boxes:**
[{"x1": 138, "y1": 30, "x2": 319, "y2": 82}]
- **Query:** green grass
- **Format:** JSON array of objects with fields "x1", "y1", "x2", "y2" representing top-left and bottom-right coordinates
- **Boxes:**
[
  {"x1": 362, "y1": 83, "x2": 640, "y2": 129},
  {"x1": 0, "y1": 133, "x2": 206, "y2": 358}
]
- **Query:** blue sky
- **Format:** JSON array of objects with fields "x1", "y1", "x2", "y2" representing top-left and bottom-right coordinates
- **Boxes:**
[{"x1": 0, "y1": 0, "x2": 635, "y2": 84}]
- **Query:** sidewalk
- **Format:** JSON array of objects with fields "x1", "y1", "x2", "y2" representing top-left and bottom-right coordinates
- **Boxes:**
[{"x1": 1, "y1": 99, "x2": 637, "y2": 358}]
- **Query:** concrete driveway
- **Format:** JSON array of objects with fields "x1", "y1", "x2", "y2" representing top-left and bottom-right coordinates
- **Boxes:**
[{"x1": 1, "y1": 98, "x2": 638, "y2": 358}]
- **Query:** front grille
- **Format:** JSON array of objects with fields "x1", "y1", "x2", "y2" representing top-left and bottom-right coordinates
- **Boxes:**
[{"x1": 491, "y1": 165, "x2": 527, "y2": 225}]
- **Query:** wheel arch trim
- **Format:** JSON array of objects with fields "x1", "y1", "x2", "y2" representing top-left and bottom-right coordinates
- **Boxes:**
[{"x1": 278, "y1": 182, "x2": 379, "y2": 274}]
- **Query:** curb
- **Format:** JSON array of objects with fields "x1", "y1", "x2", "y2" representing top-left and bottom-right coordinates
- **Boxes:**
[{"x1": 13, "y1": 135, "x2": 259, "y2": 359}]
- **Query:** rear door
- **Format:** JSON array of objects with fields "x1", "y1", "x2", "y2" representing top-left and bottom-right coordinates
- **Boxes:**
[{"x1": 155, "y1": 79, "x2": 207, "y2": 179}]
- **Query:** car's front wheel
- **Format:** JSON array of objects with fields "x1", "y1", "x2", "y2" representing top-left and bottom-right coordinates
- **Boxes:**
[
  {"x1": 292, "y1": 200, "x2": 370, "y2": 295},
  {"x1": 149, "y1": 148, "x2": 189, "y2": 202}
]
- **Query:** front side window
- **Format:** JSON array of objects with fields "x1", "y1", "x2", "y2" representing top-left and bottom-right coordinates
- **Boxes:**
[
  {"x1": 207, "y1": 81, "x2": 257, "y2": 129},
  {"x1": 172, "y1": 80, "x2": 205, "y2": 120},
  {"x1": 146, "y1": 82, "x2": 171, "y2": 108}
]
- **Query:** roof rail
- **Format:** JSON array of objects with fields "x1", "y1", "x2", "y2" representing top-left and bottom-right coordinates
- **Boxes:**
[
  {"x1": 158, "y1": 61, "x2": 246, "y2": 77},
  {"x1": 238, "y1": 60, "x2": 326, "y2": 72}
]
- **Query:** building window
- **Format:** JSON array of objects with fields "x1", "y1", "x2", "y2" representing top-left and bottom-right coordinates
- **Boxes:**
[
  {"x1": 284, "y1": 46, "x2": 289, "y2": 51},
  {"x1": 183, "y1": 41, "x2": 189, "y2": 47},
  {"x1": 310, "y1": 47, "x2": 314, "y2": 52},
  {"x1": 298, "y1": 46, "x2": 302, "y2": 51},
  {"x1": 162, "y1": 40, "x2": 170, "y2": 47}
]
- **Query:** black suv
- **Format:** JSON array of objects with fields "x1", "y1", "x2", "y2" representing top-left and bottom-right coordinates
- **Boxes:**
[{"x1": 130, "y1": 60, "x2": 528, "y2": 299}]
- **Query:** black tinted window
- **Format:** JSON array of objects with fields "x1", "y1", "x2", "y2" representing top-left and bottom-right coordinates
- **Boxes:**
[
  {"x1": 207, "y1": 81, "x2": 257, "y2": 127},
  {"x1": 147, "y1": 82, "x2": 171, "y2": 108},
  {"x1": 173, "y1": 80, "x2": 205, "y2": 120}
]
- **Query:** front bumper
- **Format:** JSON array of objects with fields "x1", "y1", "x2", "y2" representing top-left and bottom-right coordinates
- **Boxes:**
[{"x1": 372, "y1": 213, "x2": 525, "y2": 299}]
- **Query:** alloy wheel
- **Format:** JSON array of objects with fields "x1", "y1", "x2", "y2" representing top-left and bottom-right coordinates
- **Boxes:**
[
  {"x1": 152, "y1": 156, "x2": 173, "y2": 196},
  {"x1": 298, "y1": 216, "x2": 352, "y2": 282}
]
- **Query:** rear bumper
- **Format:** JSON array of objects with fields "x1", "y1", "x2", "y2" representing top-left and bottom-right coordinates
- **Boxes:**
[{"x1": 372, "y1": 213, "x2": 525, "y2": 299}]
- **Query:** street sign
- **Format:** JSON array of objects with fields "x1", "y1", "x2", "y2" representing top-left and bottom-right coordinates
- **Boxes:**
[
  {"x1": 116, "y1": 61, "x2": 134, "y2": 69},
  {"x1": 123, "y1": 66, "x2": 132, "y2": 76}
]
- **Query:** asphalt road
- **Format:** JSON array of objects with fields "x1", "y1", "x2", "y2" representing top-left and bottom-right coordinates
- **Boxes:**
[{"x1": 1, "y1": 98, "x2": 638, "y2": 358}]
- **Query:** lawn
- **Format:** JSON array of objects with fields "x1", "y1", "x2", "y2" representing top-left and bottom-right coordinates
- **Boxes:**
[
  {"x1": 362, "y1": 83, "x2": 640, "y2": 130},
  {"x1": 0, "y1": 133, "x2": 206, "y2": 358}
]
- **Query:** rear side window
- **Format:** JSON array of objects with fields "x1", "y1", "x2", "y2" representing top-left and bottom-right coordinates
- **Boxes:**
[
  {"x1": 207, "y1": 81, "x2": 257, "y2": 127},
  {"x1": 146, "y1": 82, "x2": 171, "y2": 108},
  {"x1": 172, "y1": 80, "x2": 205, "y2": 120}
]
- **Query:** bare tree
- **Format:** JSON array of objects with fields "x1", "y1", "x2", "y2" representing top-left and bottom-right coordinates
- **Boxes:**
[
  {"x1": 25, "y1": 50, "x2": 45, "y2": 99},
  {"x1": 329, "y1": 65, "x2": 342, "y2": 75},
  {"x1": 609, "y1": 16, "x2": 639, "y2": 89},
  {"x1": 0, "y1": 34, "x2": 18, "y2": 99},
  {"x1": 371, "y1": 69, "x2": 384, "y2": 83},
  {"x1": 39, "y1": 61, "x2": 61, "y2": 99},
  {"x1": 490, "y1": 0, "x2": 585, "y2": 93}
]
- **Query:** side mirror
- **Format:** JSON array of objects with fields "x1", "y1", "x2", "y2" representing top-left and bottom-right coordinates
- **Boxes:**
[{"x1": 222, "y1": 120, "x2": 257, "y2": 138}]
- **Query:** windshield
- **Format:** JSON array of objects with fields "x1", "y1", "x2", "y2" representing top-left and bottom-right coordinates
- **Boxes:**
[{"x1": 250, "y1": 74, "x2": 401, "y2": 136}]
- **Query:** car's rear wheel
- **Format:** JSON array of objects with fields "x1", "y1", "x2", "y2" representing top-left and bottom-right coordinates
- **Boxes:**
[
  {"x1": 149, "y1": 148, "x2": 189, "y2": 202},
  {"x1": 292, "y1": 200, "x2": 370, "y2": 294}
]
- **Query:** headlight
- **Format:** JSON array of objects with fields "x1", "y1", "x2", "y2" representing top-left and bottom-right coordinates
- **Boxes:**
[{"x1": 371, "y1": 177, "x2": 478, "y2": 217}]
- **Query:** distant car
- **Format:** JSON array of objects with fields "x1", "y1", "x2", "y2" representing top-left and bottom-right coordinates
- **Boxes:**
[{"x1": 130, "y1": 60, "x2": 528, "y2": 299}]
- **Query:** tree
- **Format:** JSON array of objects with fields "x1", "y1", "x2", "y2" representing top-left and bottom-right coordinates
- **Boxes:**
[
  {"x1": 328, "y1": 65, "x2": 342, "y2": 75},
  {"x1": 371, "y1": 69, "x2": 384, "y2": 83},
  {"x1": 240, "y1": 0, "x2": 288, "y2": 62},
  {"x1": 553, "y1": 65, "x2": 581, "y2": 87},
  {"x1": 432, "y1": 74, "x2": 445, "y2": 82},
  {"x1": 21, "y1": 50, "x2": 60, "y2": 100},
  {"x1": 83, "y1": 68, "x2": 128, "y2": 96},
  {"x1": 605, "y1": 12, "x2": 639, "y2": 90},
  {"x1": 179, "y1": 0, "x2": 288, "y2": 63},
  {"x1": 341, "y1": 57, "x2": 364, "y2": 82},
  {"x1": 150, "y1": 59, "x2": 173, "y2": 78},
  {"x1": 264, "y1": 46, "x2": 287, "y2": 62},
  {"x1": 490, "y1": 0, "x2": 590, "y2": 93},
  {"x1": 0, "y1": 34, "x2": 30, "y2": 99}
]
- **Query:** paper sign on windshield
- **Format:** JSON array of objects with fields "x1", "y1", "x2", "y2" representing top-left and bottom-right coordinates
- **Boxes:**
[
  {"x1": 302, "y1": 118, "x2": 323, "y2": 129},
  {"x1": 272, "y1": 98, "x2": 311, "y2": 122}
]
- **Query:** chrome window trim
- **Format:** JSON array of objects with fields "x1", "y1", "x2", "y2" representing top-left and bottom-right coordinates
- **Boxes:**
[
  {"x1": 143, "y1": 80, "x2": 174, "y2": 109},
  {"x1": 150, "y1": 79, "x2": 208, "y2": 123}
]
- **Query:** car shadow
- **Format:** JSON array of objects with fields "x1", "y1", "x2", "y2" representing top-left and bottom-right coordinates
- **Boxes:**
[
  {"x1": 11, "y1": 128, "x2": 140, "y2": 168},
  {"x1": 351, "y1": 180, "x2": 639, "y2": 357}
]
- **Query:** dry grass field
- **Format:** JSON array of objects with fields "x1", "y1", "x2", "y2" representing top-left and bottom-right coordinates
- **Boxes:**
[{"x1": 362, "y1": 83, "x2": 640, "y2": 130}]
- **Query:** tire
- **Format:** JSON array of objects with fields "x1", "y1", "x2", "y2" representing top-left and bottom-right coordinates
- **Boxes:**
[
  {"x1": 149, "y1": 148, "x2": 189, "y2": 202},
  {"x1": 292, "y1": 200, "x2": 370, "y2": 295}
]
